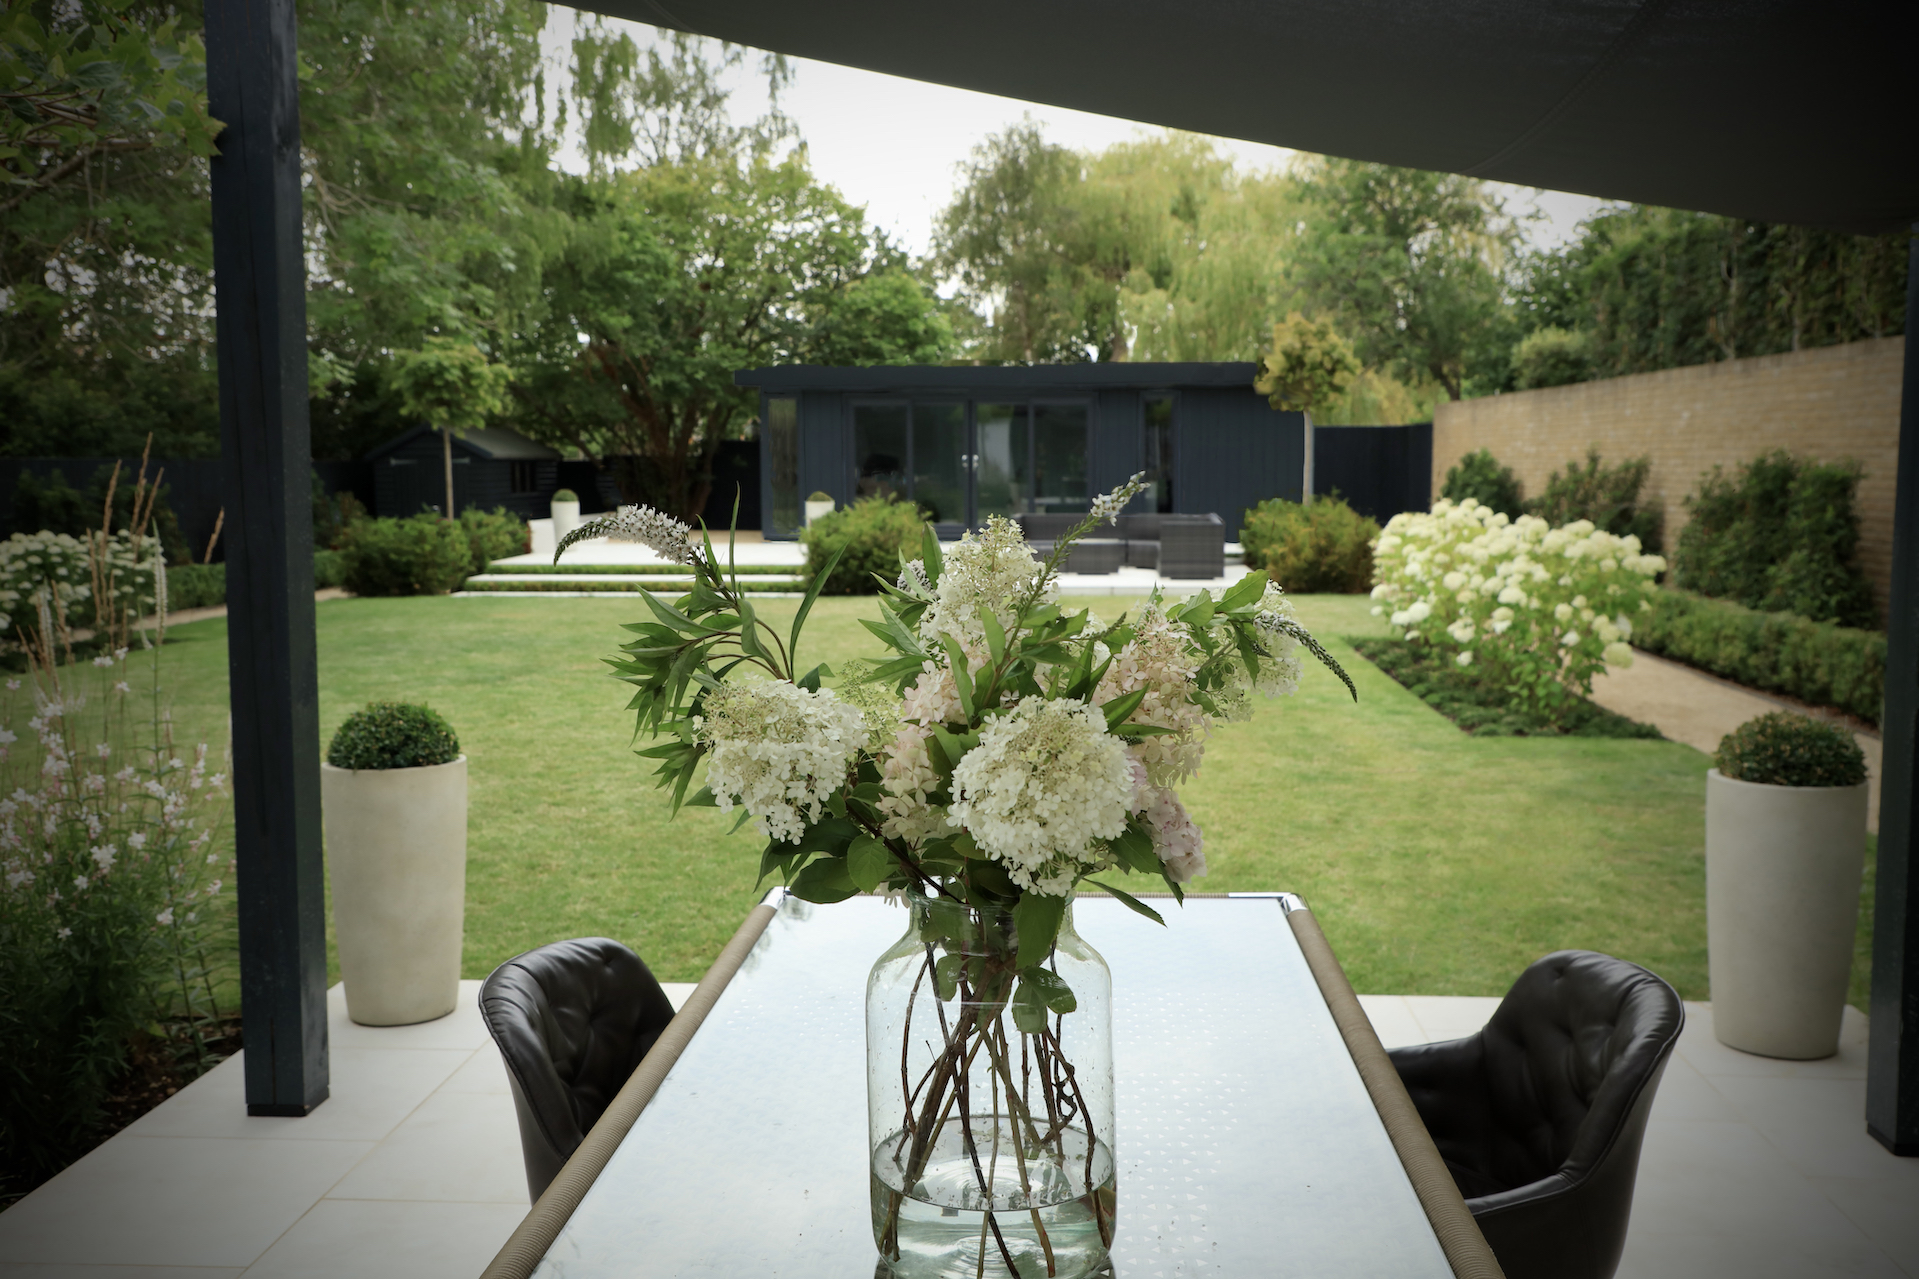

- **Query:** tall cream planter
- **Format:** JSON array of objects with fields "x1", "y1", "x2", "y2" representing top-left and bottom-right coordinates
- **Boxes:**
[
  {"x1": 1705, "y1": 768, "x2": 1868, "y2": 1059},
  {"x1": 322, "y1": 757, "x2": 468, "y2": 1026},
  {"x1": 550, "y1": 497, "x2": 582, "y2": 542}
]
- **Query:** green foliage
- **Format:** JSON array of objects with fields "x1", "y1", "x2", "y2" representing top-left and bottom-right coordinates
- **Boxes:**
[
  {"x1": 806, "y1": 269, "x2": 957, "y2": 367},
  {"x1": 1253, "y1": 313, "x2": 1360, "y2": 414},
  {"x1": 1240, "y1": 495, "x2": 1378, "y2": 593},
  {"x1": 1674, "y1": 451, "x2": 1877, "y2": 626},
  {"x1": 313, "y1": 550, "x2": 346, "y2": 590},
  {"x1": 800, "y1": 495, "x2": 928, "y2": 595},
  {"x1": 1, "y1": 1, "x2": 223, "y2": 459},
  {"x1": 167, "y1": 564, "x2": 223, "y2": 611},
  {"x1": 338, "y1": 515, "x2": 473, "y2": 597},
  {"x1": 327, "y1": 702, "x2": 461, "y2": 770},
  {"x1": 1350, "y1": 638, "x2": 1659, "y2": 739},
  {"x1": 1511, "y1": 327, "x2": 1594, "y2": 389},
  {"x1": 1440, "y1": 449, "x2": 1523, "y2": 516},
  {"x1": 8, "y1": 465, "x2": 192, "y2": 565},
  {"x1": 0, "y1": 656, "x2": 232, "y2": 1182},
  {"x1": 1522, "y1": 449, "x2": 1661, "y2": 550},
  {"x1": 1514, "y1": 207, "x2": 1905, "y2": 379},
  {"x1": 389, "y1": 339, "x2": 514, "y2": 433},
  {"x1": 551, "y1": 488, "x2": 579, "y2": 503},
  {"x1": 1715, "y1": 711, "x2": 1866, "y2": 789},
  {"x1": 1634, "y1": 588, "x2": 1885, "y2": 726},
  {"x1": 457, "y1": 506, "x2": 528, "y2": 572},
  {"x1": 1288, "y1": 158, "x2": 1516, "y2": 400},
  {"x1": 506, "y1": 153, "x2": 893, "y2": 520}
]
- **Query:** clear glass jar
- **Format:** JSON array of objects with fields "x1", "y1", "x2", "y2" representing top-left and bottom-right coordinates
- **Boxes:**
[{"x1": 866, "y1": 890, "x2": 1115, "y2": 1279}]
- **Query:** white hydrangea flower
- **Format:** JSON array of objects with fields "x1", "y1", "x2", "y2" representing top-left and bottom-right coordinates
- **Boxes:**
[
  {"x1": 921, "y1": 517, "x2": 1053, "y2": 653},
  {"x1": 695, "y1": 681, "x2": 866, "y2": 844},
  {"x1": 1602, "y1": 641, "x2": 1634, "y2": 668},
  {"x1": 1097, "y1": 605, "x2": 1207, "y2": 783},
  {"x1": 950, "y1": 699, "x2": 1133, "y2": 895}
]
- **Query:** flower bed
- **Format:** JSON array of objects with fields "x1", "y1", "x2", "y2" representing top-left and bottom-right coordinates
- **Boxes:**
[{"x1": 1350, "y1": 637, "x2": 1660, "y2": 738}]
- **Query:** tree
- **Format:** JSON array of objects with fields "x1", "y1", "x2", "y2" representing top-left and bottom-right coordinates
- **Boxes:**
[
  {"x1": 507, "y1": 154, "x2": 892, "y2": 520},
  {"x1": 807, "y1": 269, "x2": 957, "y2": 367},
  {"x1": 1, "y1": 0, "x2": 223, "y2": 456},
  {"x1": 389, "y1": 338, "x2": 513, "y2": 518},
  {"x1": 1288, "y1": 158, "x2": 1517, "y2": 400},
  {"x1": 1253, "y1": 312, "x2": 1360, "y2": 415},
  {"x1": 1512, "y1": 206, "x2": 1906, "y2": 381}
]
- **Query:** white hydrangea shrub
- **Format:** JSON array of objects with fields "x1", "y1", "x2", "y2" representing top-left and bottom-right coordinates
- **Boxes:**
[{"x1": 1369, "y1": 498, "x2": 1665, "y2": 708}]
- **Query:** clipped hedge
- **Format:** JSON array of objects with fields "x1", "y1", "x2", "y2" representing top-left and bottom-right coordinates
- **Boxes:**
[
  {"x1": 156, "y1": 550, "x2": 349, "y2": 613},
  {"x1": 1636, "y1": 588, "x2": 1885, "y2": 726},
  {"x1": 1715, "y1": 711, "x2": 1866, "y2": 788},
  {"x1": 1240, "y1": 494, "x2": 1379, "y2": 593},
  {"x1": 327, "y1": 702, "x2": 460, "y2": 770},
  {"x1": 340, "y1": 515, "x2": 472, "y2": 596},
  {"x1": 800, "y1": 494, "x2": 927, "y2": 595}
]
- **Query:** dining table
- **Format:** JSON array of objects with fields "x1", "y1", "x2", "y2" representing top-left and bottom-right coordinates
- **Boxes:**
[{"x1": 481, "y1": 890, "x2": 1503, "y2": 1279}]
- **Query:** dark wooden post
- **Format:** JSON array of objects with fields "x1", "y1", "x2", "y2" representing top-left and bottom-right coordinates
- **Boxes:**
[
  {"x1": 206, "y1": 0, "x2": 328, "y2": 1116},
  {"x1": 1869, "y1": 225, "x2": 1919, "y2": 1156}
]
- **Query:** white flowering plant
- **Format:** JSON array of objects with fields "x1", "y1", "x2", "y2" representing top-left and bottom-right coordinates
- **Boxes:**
[
  {"x1": 563, "y1": 484, "x2": 1352, "y2": 1273},
  {"x1": 1368, "y1": 498, "x2": 1667, "y2": 720}
]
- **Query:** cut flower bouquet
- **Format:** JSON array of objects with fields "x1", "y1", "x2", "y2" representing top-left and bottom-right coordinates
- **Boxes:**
[{"x1": 561, "y1": 477, "x2": 1353, "y2": 1279}]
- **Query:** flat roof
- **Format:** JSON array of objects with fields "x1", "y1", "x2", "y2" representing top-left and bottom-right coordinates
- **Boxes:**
[{"x1": 735, "y1": 363, "x2": 1261, "y2": 393}]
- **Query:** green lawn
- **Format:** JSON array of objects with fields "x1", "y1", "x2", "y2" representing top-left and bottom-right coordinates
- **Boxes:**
[{"x1": 144, "y1": 587, "x2": 1868, "y2": 1003}]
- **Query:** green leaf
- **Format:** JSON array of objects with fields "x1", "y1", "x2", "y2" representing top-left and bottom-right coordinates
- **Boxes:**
[
  {"x1": 1110, "y1": 820, "x2": 1159, "y2": 874},
  {"x1": 934, "y1": 952, "x2": 963, "y2": 1002},
  {"x1": 1184, "y1": 590, "x2": 1217, "y2": 627},
  {"x1": 789, "y1": 856, "x2": 859, "y2": 904},
  {"x1": 1085, "y1": 877, "x2": 1166, "y2": 924},
  {"x1": 1101, "y1": 688, "x2": 1147, "y2": 730},
  {"x1": 683, "y1": 785, "x2": 719, "y2": 808},
  {"x1": 1020, "y1": 966, "x2": 1078, "y2": 1014},
  {"x1": 980, "y1": 606, "x2": 1007, "y2": 667},
  {"x1": 920, "y1": 525, "x2": 944, "y2": 587},
  {"x1": 788, "y1": 542, "x2": 844, "y2": 672},
  {"x1": 791, "y1": 816, "x2": 861, "y2": 856},
  {"x1": 796, "y1": 662, "x2": 830, "y2": 692},
  {"x1": 1222, "y1": 571, "x2": 1269, "y2": 610},
  {"x1": 965, "y1": 857, "x2": 1018, "y2": 899},
  {"x1": 1013, "y1": 893, "x2": 1066, "y2": 970},
  {"x1": 942, "y1": 638, "x2": 976, "y2": 719},
  {"x1": 846, "y1": 834, "x2": 895, "y2": 892}
]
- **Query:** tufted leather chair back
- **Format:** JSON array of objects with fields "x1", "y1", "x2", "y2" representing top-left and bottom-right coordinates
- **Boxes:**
[
  {"x1": 480, "y1": 937, "x2": 678, "y2": 1202},
  {"x1": 1389, "y1": 950, "x2": 1683, "y2": 1279}
]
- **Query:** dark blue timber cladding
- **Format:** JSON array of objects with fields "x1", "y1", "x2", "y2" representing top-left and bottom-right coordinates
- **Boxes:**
[
  {"x1": 1868, "y1": 228, "x2": 1919, "y2": 1157},
  {"x1": 206, "y1": 0, "x2": 327, "y2": 1116},
  {"x1": 1312, "y1": 424, "x2": 1434, "y2": 523},
  {"x1": 0, "y1": 457, "x2": 229, "y2": 561},
  {"x1": 1174, "y1": 388, "x2": 1305, "y2": 540},
  {"x1": 740, "y1": 364, "x2": 1305, "y2": 541}
]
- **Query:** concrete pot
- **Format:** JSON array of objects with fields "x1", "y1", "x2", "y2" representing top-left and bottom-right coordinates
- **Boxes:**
[
  {"x1": 322, "y1": 757, "x2": 468, "y2": 1026},
  {"x1": 804, "y1": 497, "x2": 835, "y2": 527},
  {"x1": 550, "y1": 499, "x2": 582, "y2": 542},
  {"x1": 1705, "y1": 768, "x2": 1868, "y2": 1059}
]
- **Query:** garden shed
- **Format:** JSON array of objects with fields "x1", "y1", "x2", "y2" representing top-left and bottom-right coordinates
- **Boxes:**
[
  {"x1": 736, "y1": 363, "x2": 1309, "y2": 540},
  {"x1": 364, "y1": 425, "x2": 561, "y2": 521}
]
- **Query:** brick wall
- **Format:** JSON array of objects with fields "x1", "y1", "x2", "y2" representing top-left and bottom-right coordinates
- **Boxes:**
[{"x1": 1432, "y1": 337, "x2": 1905, "y2": 617}]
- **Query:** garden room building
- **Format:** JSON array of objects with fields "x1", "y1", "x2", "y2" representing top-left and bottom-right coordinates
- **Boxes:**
[{"x1": 736, "y1": 363, "x2": 1311, "y2": 541}]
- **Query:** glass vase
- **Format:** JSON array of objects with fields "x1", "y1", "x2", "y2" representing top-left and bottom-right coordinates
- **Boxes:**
[{"x1": 866, "y1": 890, "x2": 1115, "y2": 1279}]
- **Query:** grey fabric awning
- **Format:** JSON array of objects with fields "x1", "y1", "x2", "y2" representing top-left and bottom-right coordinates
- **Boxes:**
[{"x1": 583, "y1": 0, "x2": 1915, "y2": 233}]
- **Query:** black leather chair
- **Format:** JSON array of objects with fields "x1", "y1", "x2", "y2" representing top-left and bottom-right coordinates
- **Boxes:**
[
  {"x1": 1389, "y1": 950, "x2": 1683, "y2": 1279},
  {"x1": 480, "y1": 937, "x2": 678, "y2": 1202}
]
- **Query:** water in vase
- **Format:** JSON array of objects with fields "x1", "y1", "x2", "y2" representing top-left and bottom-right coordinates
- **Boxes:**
[{"x1": 872, "y1": 1117, "x2": 1116, "y2": 1279}]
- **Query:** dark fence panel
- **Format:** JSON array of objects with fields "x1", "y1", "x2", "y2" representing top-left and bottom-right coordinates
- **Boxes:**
[
  {"x1": 701, "y1": 439, "x2": 762, "y2": 531},
  {"x1": 1312, "y1": 423, "x2": 1433, "y2": 523}
]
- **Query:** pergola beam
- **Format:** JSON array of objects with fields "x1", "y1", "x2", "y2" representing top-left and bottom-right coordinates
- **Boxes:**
[{"x1": 205, "y1": 0, "x2": 328, "y2": 1117}]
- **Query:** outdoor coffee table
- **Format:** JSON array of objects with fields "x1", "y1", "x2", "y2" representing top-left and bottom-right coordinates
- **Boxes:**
[{"x1": 483, "y1": 893, "x2": 1498, "y2": 1279}]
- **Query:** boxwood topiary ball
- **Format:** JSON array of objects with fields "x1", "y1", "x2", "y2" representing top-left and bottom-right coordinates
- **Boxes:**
[
  {"x1": 1714, "y1": 711, "x2": 1866, "y2": 788},
  {"x1": 328, "y1": 702, "x2": 461, "y2": 770}
]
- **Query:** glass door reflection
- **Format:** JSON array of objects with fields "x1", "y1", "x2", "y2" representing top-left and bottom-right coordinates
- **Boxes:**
[
  {"x1": 974, "y1": 402, "x2": 1030, "y2": 520},
  {"x1": 911, "y1": 403, "x2": 966, "y2": 526}
]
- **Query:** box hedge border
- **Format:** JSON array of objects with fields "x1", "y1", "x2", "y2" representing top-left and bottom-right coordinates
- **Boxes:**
[{"x1": 1635, "y1": 588, "x2": 1884, "y2": 726}]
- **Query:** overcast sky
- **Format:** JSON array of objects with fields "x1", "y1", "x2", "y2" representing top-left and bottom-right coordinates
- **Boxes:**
[{"x1": 540, "y1": 13, "x2": 1617, "y2": 260}]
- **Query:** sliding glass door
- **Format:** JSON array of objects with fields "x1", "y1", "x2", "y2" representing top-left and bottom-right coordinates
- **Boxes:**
[{"x1": 852, "y1": 399, "x2": 1089, "y2": 528}]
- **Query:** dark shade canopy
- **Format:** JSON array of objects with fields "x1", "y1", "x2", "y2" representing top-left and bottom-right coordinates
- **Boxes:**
[{"x1": 590, "y1": 0, "x2": 1915, "y2": 233}]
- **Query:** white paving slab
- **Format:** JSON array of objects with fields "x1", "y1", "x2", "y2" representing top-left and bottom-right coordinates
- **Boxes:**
[{"x1": 3, "y1": 983, "x2": 1909, "y2": 1276}]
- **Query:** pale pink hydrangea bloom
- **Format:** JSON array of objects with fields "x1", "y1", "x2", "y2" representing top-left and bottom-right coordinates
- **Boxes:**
[{"x1": 1095, "y1": 606, "x2": 1207, "y2": 785}]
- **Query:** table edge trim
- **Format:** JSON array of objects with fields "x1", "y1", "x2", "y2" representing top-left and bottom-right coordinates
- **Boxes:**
[
  {"x1": 480, "y1": 889, "x2": 786, "y2": 1279},
  {"x1": 1285, "y1": 901, "x2": 1507, "y2": 1279}
]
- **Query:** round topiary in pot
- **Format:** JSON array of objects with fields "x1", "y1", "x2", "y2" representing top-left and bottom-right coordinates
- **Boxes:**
[
  {"x1": 1714, "y1": 711, "x2": 1867, "y2": 787},
  {"x1": 327, "y1": 702, "x2": 460, "y2": 770},
  {"x1": 552, "y1": 488, "x2": 579, "y2": 503},
  {"x1": 1705, "y1": 710, "x2": 1869, "y2": 1060},
  {"x1": 321, "y1": 702, "x2": 468, "y2": 1026}
]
